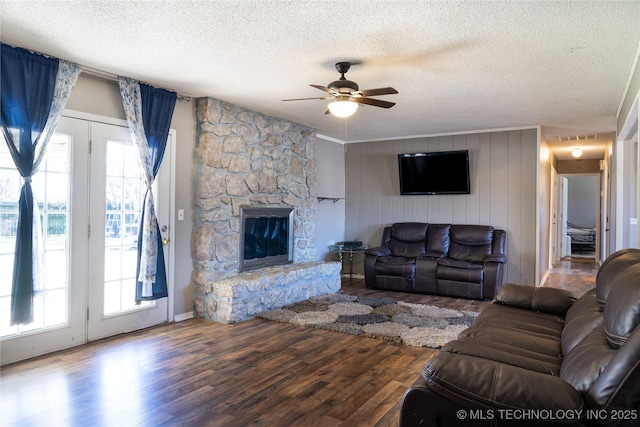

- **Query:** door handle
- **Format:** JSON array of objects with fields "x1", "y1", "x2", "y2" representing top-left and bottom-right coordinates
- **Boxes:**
[{"x1": 162, "y1": 237, "x2": 170, "y2": 246}]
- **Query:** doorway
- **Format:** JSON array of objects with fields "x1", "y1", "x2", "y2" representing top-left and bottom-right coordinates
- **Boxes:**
[
  {"x1": 556, "y1": 174, "x2": 600, "y2": 261},
  {"x1": 87, "y1": 121, "x2": 171, "y2": 340},
  {"x1": 0, "y1": 115, "x2": 174, "y2": 364}
]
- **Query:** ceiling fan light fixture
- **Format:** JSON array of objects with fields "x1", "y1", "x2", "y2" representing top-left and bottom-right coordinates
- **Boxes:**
[
  {"x1": 282, "y1": 61, "x2": 397, "y2": 116},
  {"x1": 572, "y1": 147, "x2": 583, "y2": 158},
  {"x1": 328, "y1": 100, "x2": 358, "y2": 118}
]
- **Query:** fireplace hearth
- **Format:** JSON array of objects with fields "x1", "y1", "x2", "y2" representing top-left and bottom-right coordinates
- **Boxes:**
[{"x1": 239, "y1": 207, "x2": 294, "y2": 272}]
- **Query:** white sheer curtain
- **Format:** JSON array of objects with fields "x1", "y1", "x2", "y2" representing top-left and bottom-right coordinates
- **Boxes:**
[{"x1": 118, "y1": 77, "x2": 159, "y2": 298}]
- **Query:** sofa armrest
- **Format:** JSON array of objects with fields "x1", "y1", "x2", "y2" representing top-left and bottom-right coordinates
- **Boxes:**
[
  {"x1": 492, "y1": 229, "x2": 507, "y2": 255},
  {"x1": 364, "y1": 246, "x2": 391, "y2": 288},
  {"x1": 495, "y1": 283, "x2": 576, "y2": 315},
  {"x1": 365, "y1": 246, "x2": 391, "y2": 257},
  {"x1": 484, "y1": 253, "x2": 506, "y2": 263},
  {"x1": 422, "y1": 352, "x2": 584, "y2": 412}
]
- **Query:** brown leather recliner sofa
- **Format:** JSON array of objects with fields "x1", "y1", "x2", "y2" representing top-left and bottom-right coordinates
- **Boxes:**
[
  {"x1": 364, "y1": 222, "x2": 506, "y2": 300},
  {"x1": 400, "y1": 248, "x2": 640, "y2": 427}
]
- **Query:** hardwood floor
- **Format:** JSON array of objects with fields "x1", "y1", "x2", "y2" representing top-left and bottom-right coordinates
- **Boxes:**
[
  {"x1": 542, "y1": 256, "x2": 599, "y2": 297},
  {"x1": 1, "y1": 263, "x2": 597, "y2": 427}
]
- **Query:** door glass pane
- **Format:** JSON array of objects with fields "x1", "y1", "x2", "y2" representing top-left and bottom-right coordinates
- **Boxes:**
[
  {"x1": 104, "y1": 140, "x2": 152, "y2": 316},
  {"x1": 0, "y1": 133, "x2": 70, "y2": 338}
]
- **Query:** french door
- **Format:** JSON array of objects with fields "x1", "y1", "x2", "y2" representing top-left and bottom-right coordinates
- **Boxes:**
[
  {"x1": 0, "y1": 117, "x2": 87, "y2": 364},
  {"x1": 87, "y1": 122, "x2": 170, "y2": 340},
  {"x1": 0, "y1": 115, "x2": 172, "y2": 364}
]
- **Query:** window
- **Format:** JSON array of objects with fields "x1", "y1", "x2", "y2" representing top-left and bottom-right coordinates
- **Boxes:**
[{"x1": 0, "y1": 134, "x2": 71, "y2": 337}]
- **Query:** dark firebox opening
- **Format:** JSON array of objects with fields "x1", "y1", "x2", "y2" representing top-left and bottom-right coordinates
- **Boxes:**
[{"x1": 239, "y1": 207, "x2": 293, "y2": 272}]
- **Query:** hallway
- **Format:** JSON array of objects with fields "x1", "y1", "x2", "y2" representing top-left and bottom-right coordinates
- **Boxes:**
[{"x1": 542, "y1": 257, "x2": 599, "y2": 297}]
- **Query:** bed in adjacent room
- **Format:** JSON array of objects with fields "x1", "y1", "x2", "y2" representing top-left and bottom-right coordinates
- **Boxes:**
[{"x1": 567, "y1": 222, "x2": 596, "y2": 254}]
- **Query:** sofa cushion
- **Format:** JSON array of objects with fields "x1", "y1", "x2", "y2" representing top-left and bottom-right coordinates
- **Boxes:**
[
  {"x1": 390, "y1": 222, "x2": 427, "y2": 242},
  {"x1": 604, "y1": 264, "x2": 640, "y2": 348},
  {"x1": 389, "y1": 222, "x2": 427, "y2": 257},
  {"x1": 448, "y1": 225, "x2": 494, "y2": 262},
  {"x1": 422, "y1": 353, "x2": 584, "y2": 412},
  {"x1": 364, "y1": 246, "x2": 391, "y2": 257},
  {"x1": 374, "y1": 256, "x2": 415, "y2": 277},
  {"x1": 437, "y1": 262, "x2": 483, "y2": 283},
  {"x1": 437, "y1": 281, "x2": 483, "y2": 299},
  {"x1": 461, "y1": 323, "x2": 563, "y2": 360},
  {"x1": 561, "y1": 290, "x2": 603, "y2": 355},
  {"x1": 415, "y1": 257, "x2": 438, "y2": 294},
  {"x1": 596, "y1": 248, "x2": 640, "y2": 310},
  {"x1": 495, "y1": 283, "x2": 576, "y2": 315},
  {"x1": 473, "y1": 303, "x2": 565, "y2": 340},
  {"x1": 585, "y1": 326, "x2": 640, "y2": 411},
  {"x1": 442, "y1": 338, "x2": 562, "y2": 375},
  {"x1": 560, "y1": 328, "x2": 616, "y2": 393},
  {"x1": 425, "y1": 224, "x2": 451, "y2": 256},
  {"x1": 437, "y1": 258, "x2": 483, "y2": 270}
]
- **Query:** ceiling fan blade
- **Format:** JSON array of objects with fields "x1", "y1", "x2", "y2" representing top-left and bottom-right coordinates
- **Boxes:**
[
  {"x1": 357, "y1": 87, "x2": 398, "y2": 97},
  {"x1": 353, "y1": 97, "x2": 396, "y2": 109},
  {"x1": 310, "y1": 84, "x2": 339, "y2": 95},
  {"x1": 282, "y1": 96, "x2": 333, "y2": 101}
]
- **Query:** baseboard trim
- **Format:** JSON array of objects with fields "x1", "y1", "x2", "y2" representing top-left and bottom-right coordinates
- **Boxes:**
[
  {"x1": 342, "y1": 273, "x2": 365, "y2": 280},
  {"x1": 539, "y1": 270, "x2": 550, "y2": 287},
  {"x1": 174, "y1": 311, "x2": 194, "y2": 322}
]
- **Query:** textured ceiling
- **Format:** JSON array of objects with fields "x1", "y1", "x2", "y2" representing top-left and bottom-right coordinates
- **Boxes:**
[{"x1": 2, "y1": 1, "x2": 639, "y2": 159}]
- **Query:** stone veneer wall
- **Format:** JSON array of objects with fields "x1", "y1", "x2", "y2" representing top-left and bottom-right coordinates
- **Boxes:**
[
  {"x1": 201, "y1": 262, "x2": 341, "y2": 323},
  {"x1": 193, "y1": 97, "x2": 318, "y2": 318}
]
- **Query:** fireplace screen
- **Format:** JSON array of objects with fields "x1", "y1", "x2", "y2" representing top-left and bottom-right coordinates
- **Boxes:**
[{"x1": 239, "y1": 207, "x2": 294, "y2": 272}]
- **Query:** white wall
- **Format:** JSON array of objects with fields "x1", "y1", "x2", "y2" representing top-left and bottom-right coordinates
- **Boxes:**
[
  {"x1": 567, "y1": 175, "x2": 598, "y2": 228},
  {"x1": 538, "y1": 139, "x2": 552, "y2": 282},
  {"x1": 315, "y1": 138, "x2": 346, "y2": 261},
  {"x1": 616, "y1": 40, "x2": 640, "y2": 251}
]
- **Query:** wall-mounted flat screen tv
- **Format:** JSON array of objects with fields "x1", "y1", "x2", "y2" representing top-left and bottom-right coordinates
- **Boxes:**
[{"x1": 398, "y1": 150, "x2": 470, "y2": 195}]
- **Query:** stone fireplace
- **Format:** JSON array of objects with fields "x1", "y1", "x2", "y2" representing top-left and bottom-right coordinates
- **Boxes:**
[{"x1": 193, "y1": 98, "x2": 340, "y2": 323}]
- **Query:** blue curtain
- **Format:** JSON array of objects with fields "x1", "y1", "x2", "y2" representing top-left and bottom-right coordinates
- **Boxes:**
[
  {"x1": 136, "y1": 83, "x2": 176, "y2": 301},
  {"x1": 1, "y1": 44, "x2": 80, "y2": 324},
  {"x1": 119, "y1": 79, "x2": 176, "y2": 302}
]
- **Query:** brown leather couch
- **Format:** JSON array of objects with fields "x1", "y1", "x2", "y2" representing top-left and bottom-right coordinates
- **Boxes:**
[
  {"x1": 364, "y1": 222, "x2": 506, "y2": 300},
  {"x1": 400, "y1": 248, "x2": 640, "y2": 427}
]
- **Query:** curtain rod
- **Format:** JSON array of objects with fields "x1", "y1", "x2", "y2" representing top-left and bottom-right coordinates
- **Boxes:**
[
  {"x1": 2, "y1": 43, "x2": 192, "y2": 101},
  {"x1": 80, "y1": 65, "x2": 193, "y2": 102}
]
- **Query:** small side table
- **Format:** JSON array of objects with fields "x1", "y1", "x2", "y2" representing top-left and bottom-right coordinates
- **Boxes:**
[{"x1": 330, "y1": 243, "x2": 369, "y2": 278}]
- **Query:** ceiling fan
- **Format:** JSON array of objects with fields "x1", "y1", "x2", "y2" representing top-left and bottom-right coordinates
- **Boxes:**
[{"x1": 282, "y1": 61, "x2": 398, "y2": 118}]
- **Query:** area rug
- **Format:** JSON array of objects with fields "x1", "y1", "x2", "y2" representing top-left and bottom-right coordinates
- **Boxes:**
[{"x1": 256, "y1": 293, "x2": 479, "y2": 348}]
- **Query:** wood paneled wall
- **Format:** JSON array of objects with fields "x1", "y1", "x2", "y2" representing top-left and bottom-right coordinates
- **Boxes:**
[{"x1": 344, "y1": 128, "x2": 538, "y2": 285}]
